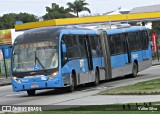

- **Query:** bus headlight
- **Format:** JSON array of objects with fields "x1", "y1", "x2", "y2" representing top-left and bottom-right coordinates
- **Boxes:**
[
  {"x1": 12, "y1": 76, "x2": 21, "y2": 83},
  {"x1": 49, "y1": 71, "x2": 58, "y2": 80}
]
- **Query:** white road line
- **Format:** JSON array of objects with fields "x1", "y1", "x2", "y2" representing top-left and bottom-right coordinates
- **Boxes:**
[
  {"x1": 80, "y1": 86, "x2": 110, "y2": 92},
  {"x1": 6, "y1": 92, "x2": 26, "y2": 97}
]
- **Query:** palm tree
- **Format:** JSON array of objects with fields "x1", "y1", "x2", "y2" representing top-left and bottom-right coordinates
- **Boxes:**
[
  {"x1": 67, "y1": 0, "x2": 91, "y2": 17},
  {"x1": 43, "y1": 3, "x2": 69, "y2": 20}
]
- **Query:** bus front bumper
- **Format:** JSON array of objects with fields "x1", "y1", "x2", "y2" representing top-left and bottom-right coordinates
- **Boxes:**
[{"x1": 12, "y1": 79, "x2": 63, "y2": 92}]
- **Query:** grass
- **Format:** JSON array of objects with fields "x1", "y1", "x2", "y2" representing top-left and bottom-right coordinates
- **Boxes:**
[
  {"x1": 4, "y1": 111, "x2": 160, "y2": 114},
  {"x1": 99, "y1": 78, "x2": 160, "y2": 95}
]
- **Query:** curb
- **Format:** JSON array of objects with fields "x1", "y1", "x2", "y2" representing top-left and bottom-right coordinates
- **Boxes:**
[
  {"x1": 152, "y1": 63, "x2": 160, "y2": 66},
  {"x1": 0, "y1": 78, "x2": 11, "y2": 86},
  {"x1": 0, "y1": 83, "x2": 11, "y2": 86}
]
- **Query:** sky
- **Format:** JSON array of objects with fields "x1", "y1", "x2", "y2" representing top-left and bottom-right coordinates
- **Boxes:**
[{"x1": 0, "y1": 0, "x2": 160, "y2": 17}]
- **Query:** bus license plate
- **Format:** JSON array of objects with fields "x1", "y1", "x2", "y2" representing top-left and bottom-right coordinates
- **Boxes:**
[{"x1": 31, "y1": 84, "x2": 39, "y2": 88}]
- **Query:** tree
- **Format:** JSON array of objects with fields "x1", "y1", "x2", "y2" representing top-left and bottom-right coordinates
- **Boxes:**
[
  {"x1": 43, "y1": 3, "x2": 69, "y2": 20},
  {"x1": 16, "y1": 13, "x2": 38, "y2": 23},
  {"x1": 0, "y1": 13, "x2": 17, "y2": 29},
  {"x1": 0, "y1": 17, "x2": 3, "y2": 29},
  {"x1": 67, "y1": 0, "x2": 91, "y2": 17},
  {"x1": 0, "y1": 13, "x2": 38, "y2": 29}
]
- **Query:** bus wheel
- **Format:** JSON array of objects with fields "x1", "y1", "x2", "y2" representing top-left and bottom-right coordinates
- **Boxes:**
[
  {"x1": 94, "y1": 69, "x2": 99, "y2": 86},
  {"x1": 67, "y1": 75, "x2": 75, "y2": 92},
  {"x1": 27, "y1": 90, "x2": 36, "y2": 96},
  {"x1": 131, "y1": 62, "x2": 138, "y2": 78}
]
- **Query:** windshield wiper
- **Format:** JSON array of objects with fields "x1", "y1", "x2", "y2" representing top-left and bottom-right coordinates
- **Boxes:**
[{"x1": 35, "y1": 51, "x2": 46, "y2": 70}]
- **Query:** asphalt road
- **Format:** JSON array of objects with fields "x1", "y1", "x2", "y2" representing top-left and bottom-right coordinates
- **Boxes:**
[{"x1": 0, "y1": 65, "x2": 160, "y2": 106}]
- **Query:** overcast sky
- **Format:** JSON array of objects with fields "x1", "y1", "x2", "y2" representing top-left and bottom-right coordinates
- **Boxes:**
[{"x1": 0, "y1": 0, "x2": 160, "y2": 17}]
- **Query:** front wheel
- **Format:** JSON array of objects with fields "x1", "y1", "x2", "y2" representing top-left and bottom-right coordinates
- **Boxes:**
[
  {"x1": 27, "y1": 90, "x2": 36, "y2": 96},
  {"x1": 67, "y1": 75, "x2": 76, "y2": 92},
  {"x1": 131, "y1": 62, "x2": 138, "y2": 78}
]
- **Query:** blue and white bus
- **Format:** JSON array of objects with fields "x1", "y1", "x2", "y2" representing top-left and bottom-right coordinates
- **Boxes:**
[{"x1": 11, "y1": 25, "x2": 152, "y2": 95}]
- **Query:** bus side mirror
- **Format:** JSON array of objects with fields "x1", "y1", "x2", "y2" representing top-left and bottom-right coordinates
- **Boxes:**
[{"x1": 62, "y1": 44, "x2": 67, "y2": 53}]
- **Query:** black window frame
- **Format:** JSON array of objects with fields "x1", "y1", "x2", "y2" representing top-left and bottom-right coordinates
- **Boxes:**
[
  {"x1": 108, "y1": 35, "x2": 116, "y2": 55},
  {"x1": 140, "y1": 30, "x2": 149, "y2": 50},
  {"x1": 88, "y1": 35, "x2": 102, "y2": 57},
  {"x1": 128, "y1": 32, "x2": 140, "y2": 52},
  {"x1": 108, "y1": 33, "x2": 127, "y2": 56}
]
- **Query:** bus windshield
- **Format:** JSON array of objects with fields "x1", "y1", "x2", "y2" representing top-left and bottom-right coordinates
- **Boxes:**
[{"x1": 12, "y1": 41, "x2": 58, "y2": 73}]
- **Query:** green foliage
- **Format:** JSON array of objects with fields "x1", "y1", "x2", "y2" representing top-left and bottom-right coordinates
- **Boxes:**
[
  {"x1": 0, "y1": 1, "x2": 91, "y2": 29},
  {"x1": 0, "y1": 13, "x2": 38, "y2": 29},
  {"x1": 152, "y1": 21, "x2": 160, "y2": 35},
  {"x1": 0, "y1": 13, "x2": 16, "y2": 29},
  {"x1": 42, "y1": 3, "x2": 69, "y2": 20},
  {"x1": 16, "y1": 13, "x2": 38, "y2": 23},
  {"x1": 67, "y1": 0, "x2": 91, "y2": 17}
]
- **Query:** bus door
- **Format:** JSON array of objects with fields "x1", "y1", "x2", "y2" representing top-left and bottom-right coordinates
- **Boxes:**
[
  {"x1": 83, "y1": 36, "x2": 93, "y2": 71},
  {"x1": 125, "y1": 33, "x2": 132, "y2": 64}
]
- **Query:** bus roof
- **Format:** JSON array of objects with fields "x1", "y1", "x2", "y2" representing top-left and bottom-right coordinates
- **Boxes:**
[
  {"x1": 14, "y1": 26, "x2": 97, "y2": 44},
  {"x1": 106, "y1": 26, "x2": 147, "y2": 35}
]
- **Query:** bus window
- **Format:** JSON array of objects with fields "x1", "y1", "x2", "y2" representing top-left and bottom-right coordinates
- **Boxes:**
[
  {"x1": 72, "y1": 35, "x2": 81, "y2": 58},
  {"x1": 135, "y1": 32, "x2": 141, "y2": 50},
  {"x1": 140, "y1": 31, "x2": 149, "y2": 50},
  {"x1": 63, "y1": 35, "x2": 74, "y2": 59},
  {"x1": 72, "y1": 35, "x2": 79, "y2": 45},
  {"x1": 61, "y1": 36, "x2": 68, "y2": 66},
  {"x1": 89, "y1": 35, "x2": 102, "y2": 57},
  {"x1": 120, "y1": 34, "x2": 127, "y2": 53},
  {"x1": 108, "y1": 35, "x2": 116, "y2": 55},
  {"x1": 89, "y1": 35, "x2": 97, "y2": 57},
  {"x1": 128, "y1": 32, "x2": 139, "y2": 51},
  {"x1": 78, "y1": 35, "x2": 86, "y2": 58},
  {"x1": 65, "y1": 35, "x2": 73, "y2": 47},
  {"x1": 109, "y1": 34, "x2": 128, "y2": 55},
  {"x1": 95, "y1": 35, "x2": 102, "y2": 56},
  {"x1": 114, "y1": 34, "x2": 124, "y2": 54},
  {"x1": 137, "y1": 32, "x2": 142, "y2": 50}
]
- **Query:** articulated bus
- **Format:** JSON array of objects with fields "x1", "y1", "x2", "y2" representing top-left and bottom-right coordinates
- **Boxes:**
[{"x1": 11, "y1": 25, "x2": 152, "y2": 96}]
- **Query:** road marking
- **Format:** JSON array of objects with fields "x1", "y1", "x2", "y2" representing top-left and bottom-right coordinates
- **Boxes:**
[
  {"x1": 80, "y1": 86, "x2": 111, "y2": 92},
  {"x1": 6, "y1": 92, "x2": 26, "y2": 97}
]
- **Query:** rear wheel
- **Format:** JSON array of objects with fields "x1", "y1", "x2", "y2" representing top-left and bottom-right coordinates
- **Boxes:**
[
  {"x1": 131, "y1": 62, "x2": 138, "y2": 78},
  {"x1": 27, "y1": 90, "x2": 36, "y2": 96}
]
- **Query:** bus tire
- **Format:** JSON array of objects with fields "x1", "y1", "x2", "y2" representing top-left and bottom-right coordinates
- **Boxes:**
[
  {"x1": 131, "y1": 62, "x2": 138, "y2": 78},
  {"x1": 67, "y1": 74, "x2": 76, "y2": 92},
  {"x1": 27, "y1": 90, "x2": 36, "y2": 96},
  {"x1": 94, "y1": 69, "x2": 99, "y2": 86}
]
